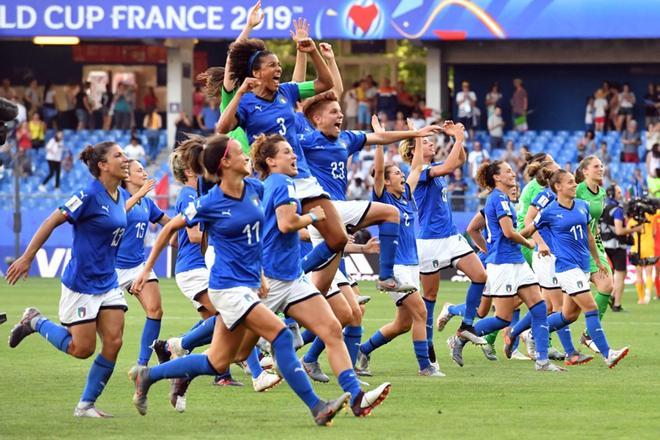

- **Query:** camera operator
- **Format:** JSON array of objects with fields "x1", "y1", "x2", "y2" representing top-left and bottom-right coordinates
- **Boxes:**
[
  {"x1": 626, "y1": 198, "x2": 659, "y2": 304},
  {"x1": 601, "y1": 185, "x2": 645, "y2": 311}
]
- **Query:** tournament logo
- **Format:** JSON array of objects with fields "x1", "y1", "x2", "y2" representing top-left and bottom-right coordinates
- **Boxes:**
[
  {"x1": 77, "y1": 306, "x2": 87, "y2": 319},
  {"x1": 344, "y1": 0, "x2": 384, "y2": 39}
]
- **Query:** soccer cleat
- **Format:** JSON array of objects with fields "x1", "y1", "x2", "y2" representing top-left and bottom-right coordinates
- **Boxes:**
[
  {"x1": 502, "y1": 327, "x2": 515, "y2": 359},
  {"x1": 312, "y1": 392, "x2": 351, "y2": 426},
  {"x1": 535, "y1": 360, "x2": 567, "y2": 372},
  {"x1": 252, "y1": 370, "x2": 282, "y2": 392},
  {"x1": 564, "y1": 351, "x2": 594, "y2": 366},
  {"x1": 447, "y1": 335, "x2": 466, "y2": 367},
  {"x1": 213, "y1": 375, "x2": 244, "y2": 387},
  {"x1": 351, "y1": 382, "x2": 391, "y2": 417},
  {"x1": 129, "y1": 365, "x2": 152, "y2": 415},
  {"x1": 548, "y1": 346, "x2": 566, "y2": 361},
  {"x1": 377, "y1": 277, "x2": 415, "y2": 293},
  {"x1": 480, "y1": 343, "x2": 498, "y2": 361},
  {"x1": 510, "y1": 349, "x2": 531, "y2": 361},
  {"x1": 166, "y1": 337, "x2": 187, "y2": 359},
  {"x1": 418, "y1": 364, "x2": 446, "y2": 377},
  {"x1": 457, "y1": 325, "x2": 487, "y2": 345},
  {"x1": 355, "y1": 350, "x2": 373, "y2": 377},
  {"x1": 259, "y1": 355, "x2": 274, "y2": 369},
  {"x1": 605, "y1": 347, "x2": 629, "y2": 369},
  {"x1": 73, "y1": 403, "x2": 113, "y2": 418},
  {"x1": 521, "y1": 329, "x2": 536, "y2": 359},
  {"x1": 357, "y1": 295, "x2": 372, "y2": 305},
  {"x1": 0, "y1": 312, "x2": 7, "y2": 325},
  {"x1": 169, "y1": 378, "x2": 191, "y2": 413},
  {"x1": 579, "y1": 332, "x2": 601, "y2": 354},
  {"x1": 302, "y1": 360, "x2": 330, "y2": 383},
  {"x1": 436, "y1": 303, "x2": 454, "y2": 332},
  {"x1": 287, "y1": 320, "x2": 304, "y2": 350},
  {"x1": 8, "y1": 307, "x2": 41, "y2": 348},
  {"x1": 151, "y1": 339, "x2": 171, "y2": 364}
]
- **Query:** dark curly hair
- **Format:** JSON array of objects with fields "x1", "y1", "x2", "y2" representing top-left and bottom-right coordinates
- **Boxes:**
[{"x1": 227, "y1": 38, "x2": 273, "y2": 87}]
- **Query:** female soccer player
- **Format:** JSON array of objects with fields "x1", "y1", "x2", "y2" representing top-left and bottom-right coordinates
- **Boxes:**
[
  {"x1": 520, "y1": 169, "x2": 629, "y2": 368},
  {"x1": 129, "y1": 134, "x2": 349, "y2": 426},
  {"x1": 449, "y1": 160, "x2": 563, "y2": 371},
  {"x1": 404, "y1": 122, "x2": 487, "y2": 365},
  {"x1": 575, "y1": 156, "x2": 614, "y2": 352},
  {"x1": 115, "y1": 160, "x2": 170, "y2": 369},
  {"x1": 356, "y1": 117, "x2": 445, "y2": 377},
  {"x1": 7, "y1": 141, "x2": 130, "y2": 417},
  {"x1": 252, "y1": 133, "x2": 391, "y2": 416}
]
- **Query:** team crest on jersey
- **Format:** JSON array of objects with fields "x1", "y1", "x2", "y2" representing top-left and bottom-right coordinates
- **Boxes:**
[
  {"x1": 77, "y1": 307, "x2": 87, "y2": 318},
  {"x1": 279, "y1": 97, "x2": 287, "y2": 104},
  {"x1": 506, "y1": 284, "x2": 512, "y2": 293},
  {"x1": 577, "y1": 280, "x2": 583, "y2": 288},
  {"x1": 251, "y1": 196, "x2": 260, "y2": 206},
  {"x1": 432, "y1": 260, "x2": 439, "y2": 268},
  {"x1": 552, "y1": 277, "x2": 558, "y2": 285}
]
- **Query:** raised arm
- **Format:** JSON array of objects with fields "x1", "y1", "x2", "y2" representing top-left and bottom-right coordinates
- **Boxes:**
[
  {"x1": 217, "y1": 77, "x2": 259, "y2": 134},
  {"x1": 6, "y1": 210, "x2": 67, "y2": 284},
  {"x1": 290, "y1": 18, "x2": 309, "y2": 83},
  {"x1": 296, "y1": 38, "x2": 333, "y2": 94},
  {"x1": 224, "y1": 0, "x2": 264, "y2": 92},
  {"x1": 125, "y1": 178, "x2": 155, "y2": 212},
  {"x1": 428, "y1": 121, "x2": 466, "y2": 177},
  {"x1": 319, "y1": 43, "x2": 343, "y2": 97},
  {"x1": 365, "y1": 123, "x2": 441, "y2": 146},
  {"x1": 372, "y1": 115, "x2": 386, "y2": 198},
  {"x1": 406, "y1": 118, "x2": 425, "y2": 192}
]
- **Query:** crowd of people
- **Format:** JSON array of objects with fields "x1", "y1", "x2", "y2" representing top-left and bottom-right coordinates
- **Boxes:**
[{"x1": 5, "y1": 3, "x2": 648, "y2": 428}]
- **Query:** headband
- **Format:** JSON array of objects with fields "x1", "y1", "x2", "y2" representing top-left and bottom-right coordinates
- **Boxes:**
[{"x1": 247, "y1": 50, "x2": 263, "y2": 76}]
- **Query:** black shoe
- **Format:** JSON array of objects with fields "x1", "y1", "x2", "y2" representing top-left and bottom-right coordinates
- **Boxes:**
[
  {"x1": 611, "y1": 304, "x2": 624, "y2": 312},
  {"x1": 0, "y1": 312, "x2": 7, "y2": 325},
  {"x1": 9, "y1": 307, "x2": 40, "y2": 348},
  {"x1": 151, "y1": 339, "x2": 171, "y2": 364}
]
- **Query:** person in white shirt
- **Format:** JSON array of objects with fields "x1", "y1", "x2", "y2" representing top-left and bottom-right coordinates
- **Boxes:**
[
  {"x1": 124, "y1": 136, "x2": 146, "y2": 163},
  {"x1": 593, "y1": 89, "x2": 608, "y2": 132},
  {"x1": 467, "y1": 141, "x2": 490, "y2": 179},
  {"x1": 342, "y1": 83, "x2": 359, "y2": 130},
  {"x1": 456, "y1": 81, "x2": 477, "y2": 135},
  {"x1": 487, "y1": 106, "x2": 505, "y2": 149},
  {"x1": 358, "y1": 144, "x2": 376, "y2": 177},
  {"x1": 39, "y1": 131, "x2": 65, "y2": 191}
]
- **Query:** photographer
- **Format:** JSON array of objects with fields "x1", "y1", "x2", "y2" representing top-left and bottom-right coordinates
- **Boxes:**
[
  {"x1": 626, "y1": 198, "x2": 659, "y2": 304},
  {"x1": 601, "y1": 184, "x2": 644, "y2": 311}
]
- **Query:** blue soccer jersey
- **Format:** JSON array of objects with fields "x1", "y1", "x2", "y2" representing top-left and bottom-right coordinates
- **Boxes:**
[
  {"x1": 373, "y1": 183, "x2": 418, "y2": 265},
  {"x1": 414, "y1": 162, "x2": 458, "y2": 239},
  {"x1": 530, "y1": 187, "x2": 556, "y2": 250},
  {"x1": 236, "y1": 82, "x2": 315, "y2": 178},
  {"x1": 60, "y1": 180, "x2": 127, "y2": 294},
  {"x1": 484, "y1": 188, "x2": 525, "y2": 264},
  {"x1": 116, "y1": 187, "x2": 164, "y2": 269},
  {"x1": 175, "y1": 186, "x2": 207, "y2": 274},
  {"x1": 262, "y1": 173, "x2": 303, "y2": 281},
  {"x1": 301, "y1": 127, "x2": 367, "y2": 201},
  {"x1": 183, "y1": 178, "x2": 264, "y2": 290},
  {"x1": 534, "y1": 199, "x2": 592, "y2": 273}
]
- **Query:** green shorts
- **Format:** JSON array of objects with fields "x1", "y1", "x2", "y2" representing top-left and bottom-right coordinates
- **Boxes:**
[{"x1": 589, "y1": 243, "x2": 612, "y2": 275}]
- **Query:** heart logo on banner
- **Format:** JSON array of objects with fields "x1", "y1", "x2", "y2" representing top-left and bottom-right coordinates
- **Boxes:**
[{"x1": 348, "y1": 4, "x2": 379, "y2": 33}]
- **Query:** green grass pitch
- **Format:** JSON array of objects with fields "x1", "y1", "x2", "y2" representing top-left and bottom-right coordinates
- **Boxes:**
[{"x1": 1, "y1": 278, "x2": 659, "y2": 439}]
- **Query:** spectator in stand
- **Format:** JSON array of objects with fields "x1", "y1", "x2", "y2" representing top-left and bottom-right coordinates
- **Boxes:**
[
  {"x1": 516, "y1": 145, "x2": 530, "y2": 181},
  {"x1": 395, "y1": 80, "x2": 415, "y2": 117},
  {"x1": 358, "y1": 143, "x2": 376, "y2": 176},
  {"x1": 511, "y1": 78, "x2": 528, "y2": 131},
  {"x1": 342, "y1": 82, "x2": 359, "y2": 130},
  {"x1": 143, "y1": 86, "x2": 158, "y2": 113},
  {"x1": 467, "y1": 140, "x2": 489, "y2": 179},
  {"x1": 617, "y1": 83, "x2": 636, "y2": 131},
  {"x1": 101, "y1": 82, "x2": 113, "y2": 130},
  {"x1": 608, "y1": 84, "x2": 620, "y2": 131},
  {"x1": 39, "y1": 130, "x2": 64, "y2": 192},
  {"x1": 594, "y1": 88, "x2": 608, "y2": 132},
  {"x1": 24, "y1": 79, "x2": 42, "y2": 115},
  {"x1": 74, "y1": 82, "x2": 92, "y2": 131},
  {"x1": 456, "y1": 80, "x2": 477, "y2": 136},
  {"x1": 487, "y1": 105, "x2": 505, "y2": 149},
  {"x1": 502, "y1": 140, "x2": 517, "y2": 171},
  {"x1": 16, "y1": 121, "x2": 32, "y2": 176},
  {"x1": 622, "y1": 119, "x2": 641, "y2": 163},
  {"x1": 596, "y1": 140, "x2": 611, "y2": 163},
  {"x1": 112, "y1": 83, "x2": 133, "y2": 130},
  {"x1": 143, "y1": 107, "x2": 162, "y2": 161},
  {"x1": 393, "y1": 111, "x2": 407, "y2": 131},
  {"x1": 628, "y1": 167, "x2": 647, "y2": 197},
  {"x1": 87, "y1": 82, "x2": 103, "y2": 129},
  {"x1": 410, "y1": 110, "x2": 426, "y2": 129},
  {"x1": 377, "y1": 111, "x2": 393, "y2": 131},
  {"x1": 577, "y1": 129, "x2": 596, "y2": 161},
  {"x1": 485, "y1": 82, "x2": 502, "y2": 118},
  {"x1": 28, "y1": 112, "x2": 46, "y2": 150},
  {"x1": 356, "y1": 79, "x2": 374, "y2": 130},
  {"x1": 448, "y1": 167, "x2": 468, "y2": 211},
  {"x1": 197, "y1": 97, "x2": 220, "y2": 135},
  {"x1": 0, "y1": 78, "x2": 15, "y2": 99},
  {"x1": 584, "y1": 96, "x2": 595, "y2": 132},
  {"x1": 563, "y1": 162, "x2": 572, "y2": 172},
  {"x1": 42, "y1": 82, "x2": 58, "y2": 129},
  {"x1": 647, "y1": 143, "x2": 660, "y2": 197},
  {"x1": 384, "y1": 144, "x2": 402, "y2": 166},
  {"x1": 346, "y1": 176, "x2": 370, "y2": 201},
  {"x1": 376, "y1": 78, "x2": 398, "y2": 121},
  {"x1": 174, "y1": 111, "x2": 193, "y2": 147},
  {"x1": 124, "y1": 135, "x2": 146, "y2": 164},
  {"x1": 192, "y1": 85, "x2": 205, "y2": 129},
  {"x1": 645, "y1": 121, "x2": 660, "y2": 152},
  {"x1": 643, "y1": 82, "x2": 657, "y2": 129}
]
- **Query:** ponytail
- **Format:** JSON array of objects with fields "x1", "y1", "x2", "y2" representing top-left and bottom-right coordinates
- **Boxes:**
[{"x1": 79, "y1": 141, "x2": 117, "y2": 178}]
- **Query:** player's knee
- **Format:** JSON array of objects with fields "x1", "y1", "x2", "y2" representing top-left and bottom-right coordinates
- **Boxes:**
[
  {"x1": 207, "y1": 351, "x2": 229, "y2": 373},
  {"x1": 69, "y1": 343, "x2": 96, "y2": 359},
  {"x1": 326, "y1": 231, "x2": 349, "y2": 251},
  {"x1": 473, "y1": 270, "x2": 487, "y2": 284},
  {"x1": 146, "y1": 304, "x2": 163, "y2": 319}
]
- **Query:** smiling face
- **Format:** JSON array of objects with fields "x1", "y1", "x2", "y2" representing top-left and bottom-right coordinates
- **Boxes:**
[
  {"x1": 223, "y1": 139, "x2": 251, "y2": 177},
  {"x1": 254, "y1": 54, "x2": 282, "y2": 92},
  {"x1": 267, "y1": 141, "x2": 298, "y2": 177},
  {"x1": 125, "y1": 160, "x2": 148, "y2": 187},
  {"x1": 494, "y1": 162, "x2": 517, "y2": 189},
  {"x1": 582, "y1": 156, "x2": 604, "y2": 185},
  {"x1": 385, "y1": 165, "x2": 405, "y2": 195},
  {"x1": 421, "y1": 136, "x2": 436, "y2": 162},
  {"x1": 555, "y1": 172, "x2": 577, "y2": 198},
  {"x1": 99, "y1": 144, "x2": 130, "y2": 180},
  {"x1": 314, "y1": 101, "x2": 343, "y2": 137}
]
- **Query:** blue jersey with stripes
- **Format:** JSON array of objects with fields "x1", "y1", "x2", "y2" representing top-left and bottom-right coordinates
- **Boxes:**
[
  {"x1": 236, "y1": 82, "x2": 315, "y2": 178},
  {"x1": 116, "y1": 187, "x2": 164, "y2": 269},
  {"x1": 373, "y1": 183, "x2": 418, "y2": 265},
  {"x1": 301, "y1": 127, "x2": 367, "y2": 201},
  {"x1": 530, "y1": 187, "x2": 556, "y2": 250},
  {"x1": 484, "y1": 188, "x2": 524, "y2": 264},
  {"x1": 262, "y1": 173, "x2": 303, "y2": 281},
  {"x1": 60, "y1": 180, "x2": 127, "y2": 294},
  {"x1": 534, "y1": 199, "x2": 592, "y2": 273},
  {"x1": 175, "y1": 185, "x2": 207, "y2": 274},
  {"x1": 184, "y1": 178, "x2": 264, "y2": 289},
  {"x1": 414, "y1": 162, "x2": 458, "y2": 239}
]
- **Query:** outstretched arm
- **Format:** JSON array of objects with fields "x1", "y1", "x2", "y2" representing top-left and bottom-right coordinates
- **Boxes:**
[
  {"x1": 319, "y1": 43, "x2": 343, "y2": 97},
  {"x1": 296, "y1": 38, "x2": 333, "y2": 94},
  {"x1": 224, "y1": 0, "x2": 264, "y2": 92},
  {"x1": 406, "y1": 120, "x2": 426, "y2": 193},
  {"x1": 428, "y1": 121, "x2": 466, "y2": 177},
  {"x1": 290, "y1": 18, "x2": 309, "y2": 83},
  {"x1": 372, "y1": 115, "x2": 386, "y2": 198}
]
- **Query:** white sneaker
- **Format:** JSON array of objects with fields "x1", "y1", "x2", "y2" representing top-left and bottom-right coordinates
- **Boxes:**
[
  {"x1": 605, "y1": 347, "x2": 629, "y2": 369},
  {"x1": 436, "y1": 303, "x2": 454, "y2": 332},
  {"x1": 174, "y1": 395, "x2": 186, "y2": 413},
  {"x1": 510, "y1": 349, "x2": 531, "y2": 361},
  {"x1": 38, "y1": 184, "x2": 46, "y2": 192},
  {"x1": 167, "y1": 337, "x2": 187, "y2": 359},
  {"x1": 535, "y1": 359, "x2": 566, "y2": 372},
  {"x1": 419, "y1": 364, "x2": 446, "y2": 377},
  {"x1": 73, "y1": 403, "x2": 113, "y2": 418},
  {"x1": 252, "y1": 370, "x2": 282, "y2": 392},
  {"x1": 259, "y1": 355, "x2": 274, "y2": 369},
  {"x1": 521, "y1": 329, "x2": 536, "y2": 359}
]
